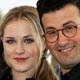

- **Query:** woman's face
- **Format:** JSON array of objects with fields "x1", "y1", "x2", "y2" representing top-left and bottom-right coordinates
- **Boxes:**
[{"x1": 2, "y1": 19, "x2": 40, "y2": 74}]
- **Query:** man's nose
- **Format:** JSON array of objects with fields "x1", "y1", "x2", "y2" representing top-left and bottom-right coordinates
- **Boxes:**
[
  {"x1": 58, "y1": 31, "x2": 69, "y2": 45},
  {"x1": 16, "y1": 43, "x2": 25, "y2": 54}
]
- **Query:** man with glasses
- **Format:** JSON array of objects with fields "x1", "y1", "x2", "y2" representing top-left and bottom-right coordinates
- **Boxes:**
[{"x1": 37, "y1": 0, "x2": 80, "y2": 80}]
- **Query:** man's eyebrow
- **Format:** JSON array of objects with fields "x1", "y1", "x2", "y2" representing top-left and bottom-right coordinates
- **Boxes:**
[
  {"x1": 63, "y1": 21, "x2": 76, "y2": 26},
  {"x1": 45, "y1": 21, "x2": 76, "y2": 31},
  {"x1": 45, "y1": 26, "x2": 56, "y2": 31}
]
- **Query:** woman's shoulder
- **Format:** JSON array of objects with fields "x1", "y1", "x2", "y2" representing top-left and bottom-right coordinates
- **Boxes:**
[{"x1": 0, "y1": 67, "x2": 12, "y2": 80}]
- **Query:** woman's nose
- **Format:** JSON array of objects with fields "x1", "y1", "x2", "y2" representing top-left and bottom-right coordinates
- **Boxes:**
[{"x1": 16, "y1": 43, "x2": 25, "y2": 54}]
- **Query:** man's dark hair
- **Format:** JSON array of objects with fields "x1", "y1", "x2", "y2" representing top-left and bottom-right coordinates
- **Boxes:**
[{"x1": 37, "y1": 0, "x2": 80, "y2": 29}]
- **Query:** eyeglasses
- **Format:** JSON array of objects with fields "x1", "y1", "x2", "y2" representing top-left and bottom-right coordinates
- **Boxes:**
[{"x1": 44, "y1": 24, "x2": 80, "y2": 43}]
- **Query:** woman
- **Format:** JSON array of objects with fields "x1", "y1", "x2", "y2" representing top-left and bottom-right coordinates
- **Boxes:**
[{"x1": 0, "y1": 6, "x2": 58, "y2": 80}]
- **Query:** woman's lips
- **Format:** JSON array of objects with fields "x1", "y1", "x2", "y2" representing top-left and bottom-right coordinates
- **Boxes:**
[{"x1": 14, "y1": 58, "x2": 27, "y2": 62}]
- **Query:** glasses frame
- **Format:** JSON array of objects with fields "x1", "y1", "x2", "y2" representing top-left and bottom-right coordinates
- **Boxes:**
[{"x1": 44, "y1": 24, "x2": 80, "y2": 43}]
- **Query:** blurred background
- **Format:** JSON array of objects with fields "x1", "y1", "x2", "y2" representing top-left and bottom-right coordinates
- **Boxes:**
[{"x1": 0, "y1": 0, "x2": 37, "y2": 15}]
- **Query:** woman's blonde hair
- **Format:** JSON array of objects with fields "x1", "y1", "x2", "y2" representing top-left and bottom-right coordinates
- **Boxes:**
[{"x1": 0, "y1": 6, "x2": 58, "y2": 80}]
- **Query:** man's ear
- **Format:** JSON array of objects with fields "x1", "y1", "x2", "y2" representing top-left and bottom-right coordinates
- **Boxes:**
[{"x1": 42, "y1": 36, "x2": 46, "y2": 53}]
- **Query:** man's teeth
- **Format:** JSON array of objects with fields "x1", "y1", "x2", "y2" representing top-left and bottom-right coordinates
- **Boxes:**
[{"x1": 59, "y1": 47, "x2": 73, "y2": 52}]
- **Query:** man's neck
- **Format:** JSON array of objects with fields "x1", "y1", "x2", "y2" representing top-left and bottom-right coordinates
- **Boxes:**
[{"x1": 61, "y1": 68, "x2": 71, "y2": 75}]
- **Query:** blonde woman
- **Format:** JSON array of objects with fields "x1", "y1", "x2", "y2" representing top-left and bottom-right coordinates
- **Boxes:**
[{"x1": 0, "y1": 6, "x2": 58, "y2": 80}]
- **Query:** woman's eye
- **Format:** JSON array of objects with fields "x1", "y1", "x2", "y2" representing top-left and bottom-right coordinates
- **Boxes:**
[
  {"x1": 6, "y1": 40, "x2": 15, "y2": 44},
  {"x1": 24, "y1": 38, "x2": 34, "y2": 44}
]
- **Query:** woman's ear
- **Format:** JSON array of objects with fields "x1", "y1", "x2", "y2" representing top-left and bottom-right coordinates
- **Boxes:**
[
  {"x1": 0, "y1": 37, "x2": 3, "y2": 55},
  {"x1": 0, "y1": 37, "x2": 3, "y2": 41}
]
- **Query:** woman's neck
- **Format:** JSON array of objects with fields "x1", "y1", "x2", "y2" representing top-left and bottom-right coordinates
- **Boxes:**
[{"x1": 12, "y1": 69, "x2": 35, "y2": 80}]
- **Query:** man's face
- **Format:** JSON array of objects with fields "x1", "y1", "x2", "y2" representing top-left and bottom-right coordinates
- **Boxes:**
[{"x1": 42, "y1": 4, "x2": 80, "y2": 69}]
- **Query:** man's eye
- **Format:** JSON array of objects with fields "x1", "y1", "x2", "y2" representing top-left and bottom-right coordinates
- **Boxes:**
[
  {"x1": 47, "y1": 30, "x2": 57, "y2": 36},
  {"x1": 6, "y1": 40, "x2": 15, "y2": 44},
  {"x1": 65, "y1": 25, "x2": 76, "y2": 32},
  {"x1": 24, "y1": 38, "x2": 34, "y2": 44}
]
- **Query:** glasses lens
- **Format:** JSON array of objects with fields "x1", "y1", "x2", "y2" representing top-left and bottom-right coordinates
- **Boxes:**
[
  {"x1": 63, "y1": 25, "x2": 77, "y2": 38},
  {"x1": 45, "y1": 29, "x2": 58, "y2": 42}
]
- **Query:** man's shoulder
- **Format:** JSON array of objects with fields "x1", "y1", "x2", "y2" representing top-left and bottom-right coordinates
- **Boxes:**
[{"x1": 61, "y1": 63, "x2": 80, "y2": 80}]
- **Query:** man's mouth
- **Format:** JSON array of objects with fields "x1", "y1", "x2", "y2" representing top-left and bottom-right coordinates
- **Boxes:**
[{"x1": 58, "y1": 45, "x2": 75, "y2": 53}]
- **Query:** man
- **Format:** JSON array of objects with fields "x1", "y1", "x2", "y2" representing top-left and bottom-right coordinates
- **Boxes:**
[{"x1": 36, "y1": 0, "x2": 80, "y2": 80}]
